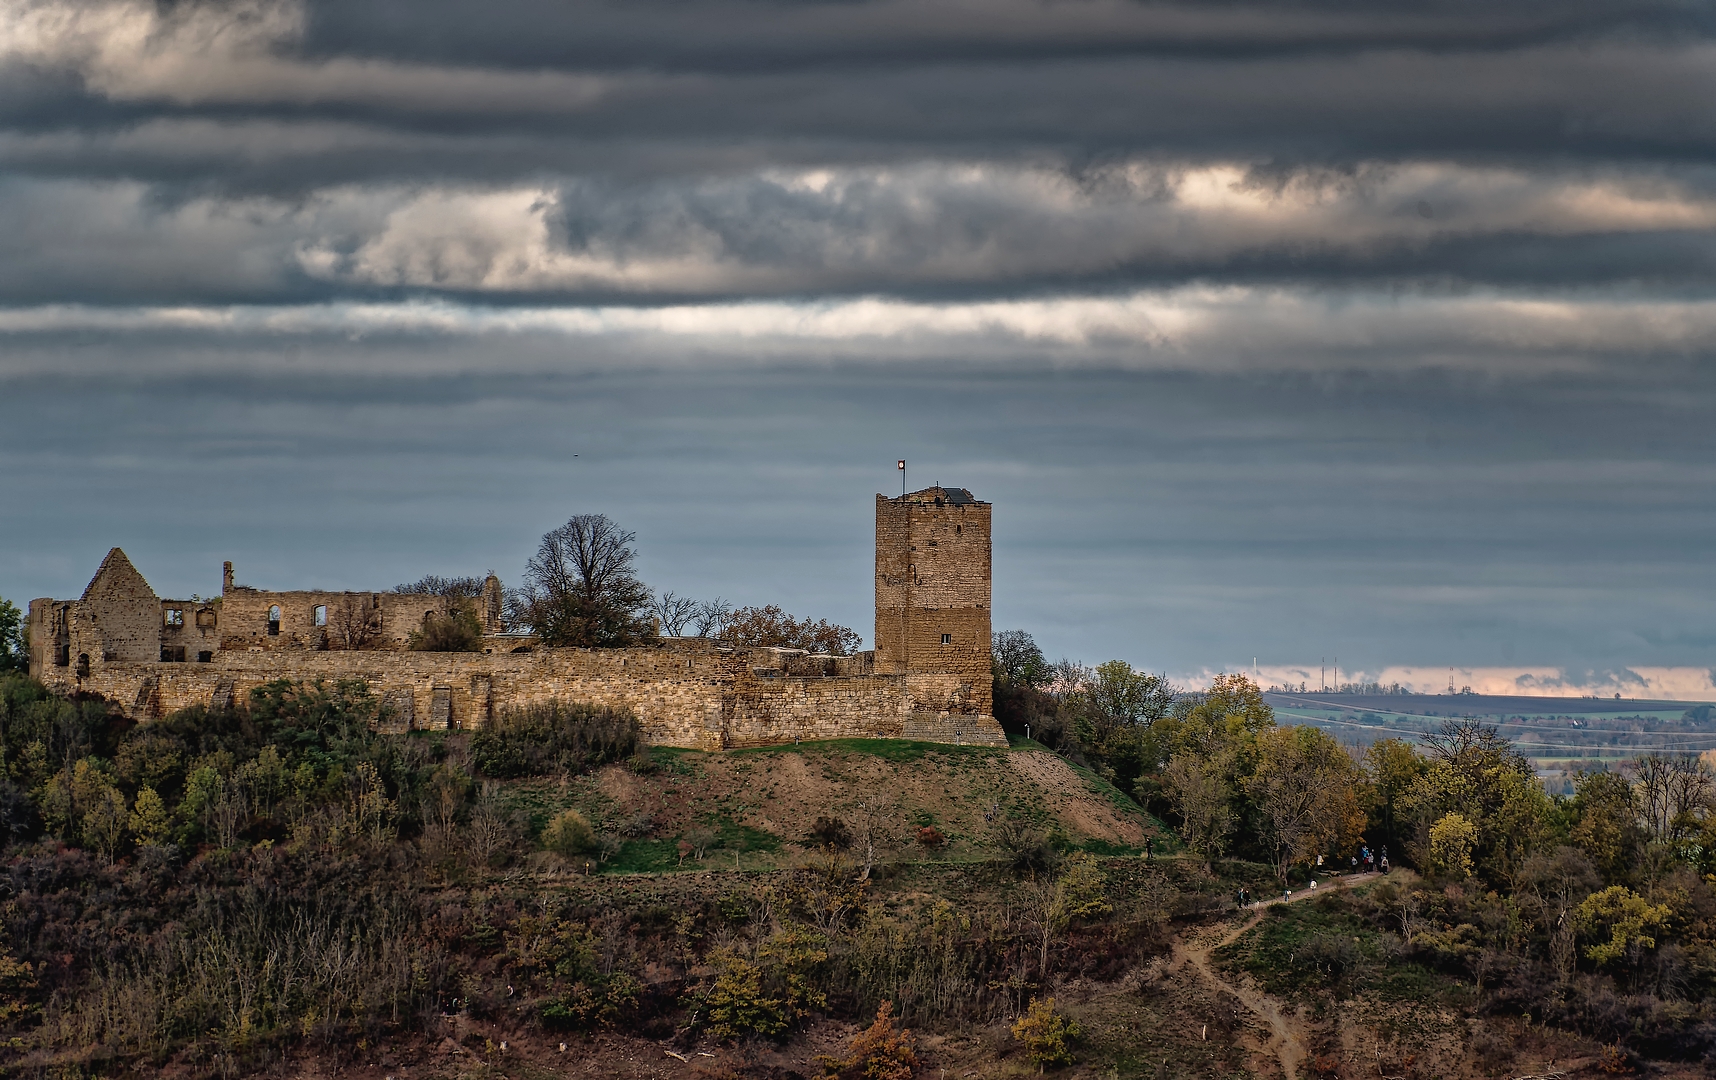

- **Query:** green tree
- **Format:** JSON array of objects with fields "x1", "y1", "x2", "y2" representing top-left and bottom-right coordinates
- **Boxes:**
[
  {"x1": 1569, "y1": 771, "x2": 1642, "y2": 883},
  {"x1": 128, "y1": 786, "x2": 170, "y2": 845},
  {"x1": 1428, "y1": 812, "x2": 1479, "y2": 878},
  {"x1": 1158, "y1": 673, "x2": 1274, "y2": 763},
  {"x1": 1163, "y1": 752, "x2": 1234, "y2": 864},
  {"x1": 1577, "y1": 885, "x2": 1672, "y2": 967},
  {"x1": 992, "y1": 630, "x2": 1049, "y2": 688},
  {"x1": 542, "y1": 808, "x2": 598, "y2": 858},
  {"x1": 1011, "y1": 996, "x2": 1080, "y2": 1072},
  {"x1": 0, "y1": 598, "x2": 23, "y2": 672},
  {"x1": 1364, "y1": 738, "x2": 1426, "y2": 854},
  {"x1": 406, "y1": 599, "x2": 484, "y2": 652},
  {"x1": 1401, "y1": 719, "x2": 1549, "y2": 882}
]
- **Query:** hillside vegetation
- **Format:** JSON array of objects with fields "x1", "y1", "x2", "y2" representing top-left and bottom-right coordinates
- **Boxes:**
[{"x1": 2, "y1": 661, "x2": 1716, "y2": 1079}]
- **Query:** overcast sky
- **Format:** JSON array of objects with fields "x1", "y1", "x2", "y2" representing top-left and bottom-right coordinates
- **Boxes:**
[{"x1": 4, "y1": 0, "x2": 1716, "y2": 697}]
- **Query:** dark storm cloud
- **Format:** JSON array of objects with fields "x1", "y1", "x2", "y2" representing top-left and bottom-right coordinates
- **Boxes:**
[{"x1": 5, "y1": 0, "x2": 1716, "y2": 691}]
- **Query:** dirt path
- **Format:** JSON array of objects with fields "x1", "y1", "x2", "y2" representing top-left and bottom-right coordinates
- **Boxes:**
[{"x1": 1175, "y1": 873, "x2": 1380, "y2": 1080}]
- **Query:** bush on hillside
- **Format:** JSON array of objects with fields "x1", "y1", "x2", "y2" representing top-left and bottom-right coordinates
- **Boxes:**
[{"x1": 471, "y1": 701, "x2": 641, "y2": 778}]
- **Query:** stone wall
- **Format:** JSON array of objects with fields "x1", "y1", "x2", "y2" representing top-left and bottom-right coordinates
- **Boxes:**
[
  {"x1": 31, "y1": 638, "x2": 1007, "y2": 749},
  {"x1": 218, "y1": 575, "x2": 454, "y2": 652}
]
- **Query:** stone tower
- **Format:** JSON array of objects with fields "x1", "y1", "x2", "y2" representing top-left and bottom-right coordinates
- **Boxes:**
[{"x1": 875, "y1": 486, "x2": 993, "y2": 716}]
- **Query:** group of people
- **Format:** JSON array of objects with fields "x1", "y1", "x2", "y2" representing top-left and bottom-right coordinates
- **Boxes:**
[{"x1": 1231, "y1": 845, "x2": 1393, "y2": 909}]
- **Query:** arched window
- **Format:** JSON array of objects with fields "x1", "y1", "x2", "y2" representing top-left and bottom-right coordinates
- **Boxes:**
[{"x1": 267, "y1": 605, "x2": 281, "y2": 636}]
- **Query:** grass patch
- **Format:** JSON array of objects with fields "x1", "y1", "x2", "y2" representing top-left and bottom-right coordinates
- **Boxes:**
[
  {"x1": 728, "y1": 737, "x2": 1002, "y2": 763},
  {"x1": 604, "y1": 837, "x2": 684, "y2": 874},
  {"x1": 1080, "y1": 837, "x2": 1142, "y2": 857},
  {"x1": 1215, "y1": 895, "x2": 1453, "y2": 1006},
  {"x1": 1006, "y1": 735, "x2": 1052, "y2": 751},
  {"x1": 645, "y1": 746, "x2": 704, "y2": 776}
]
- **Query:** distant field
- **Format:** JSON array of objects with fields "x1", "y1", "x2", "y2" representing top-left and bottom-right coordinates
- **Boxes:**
[{"x1": 1262, "y1": 691, "x2": 1716, "y2": 793}]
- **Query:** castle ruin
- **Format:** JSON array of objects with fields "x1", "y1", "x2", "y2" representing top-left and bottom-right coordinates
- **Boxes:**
[{"x1": 27, "y1": 488, "x2": 1006, "y2": 749}]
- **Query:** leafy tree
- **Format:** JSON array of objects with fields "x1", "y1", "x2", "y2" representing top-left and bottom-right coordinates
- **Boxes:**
[
  {"x1": 1364, "y1": 738, "x2": 1426, "y2": 855},
  {"x1": 992, "y1": 633, "x2": 1061, "y2": 745},
  {"x1": 1569, "y1": 770, "x2": 1644, "y2": 883},
  {"x1": 1577, "y1": 885, "x2": 1673, "y2": 967},
  {"x1": 1157, "y1": 673, "x2": 1273, "y2": 763},
  {"x1": 0, "y1": 598, "x2": 22, "y2": 672},
  {"x1": 1162, "y1": 752, "x2": 1234, "y2": 864},
  {"x1": 1401, "y1": 719, "x2": 1549, "y2": 883},
  {"x1": 1428, "y1": 811, "x2": 1479, "y2": 878},
  {"x1": 511, "y1": 514, "x2": 654, "y2": 647},
  {"x1": 128, "y1": 786, "x2": 170, "y2": 845},
  {"x1": 992, "y1": 630, "x2": 1049, "y2": 688},
  {"x1": 542, "y1": 808, "x2": 598, "y2": 858},
  {"x1": 1247, "y1": 725, "x2": 1368, "y2": 882}
]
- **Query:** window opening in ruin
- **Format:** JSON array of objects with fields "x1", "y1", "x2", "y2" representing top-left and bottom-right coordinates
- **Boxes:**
[
  {"x1": 313, "y1": 605, "x2": 327, "y2": 627},
  {"x1": 196, "y1": 607, "x2": 216, "y2": 628},
  {"x1": 941, "y1": 633, "x2": 951, "y2": 644},
  {"x1": 76, "y1": 654, "x2": 90, "y2": 677},
  {"x1": 54, "y1": 644, "x2": 70, "y2": 667},
  {"x1": 197, "y1": 651, "x2": 213, "y2": 663},
  {"x1": 160, "y1": 646, "x2": 186, "y2": 663},
  {"x1": 164, "y1": 608, "x2": 184, "y2": 627},
  {"x1": 268, "y1": 605, "x2": 281, "y2": 636}
]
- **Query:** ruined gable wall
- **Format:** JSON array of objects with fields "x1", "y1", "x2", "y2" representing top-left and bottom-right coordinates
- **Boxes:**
[{"x1": 79, "y1": 553, "x2": 160, "y2": 664}]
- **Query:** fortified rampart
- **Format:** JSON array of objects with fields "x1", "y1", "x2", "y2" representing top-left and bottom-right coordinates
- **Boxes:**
[{"x1": 28, "y1": 489, "x2": 1005, "y2": 749}]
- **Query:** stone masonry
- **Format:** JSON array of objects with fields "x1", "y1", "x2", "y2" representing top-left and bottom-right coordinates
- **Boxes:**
[{"x1": 27, "y1": 489, "x2": 1007, "y2": 749}]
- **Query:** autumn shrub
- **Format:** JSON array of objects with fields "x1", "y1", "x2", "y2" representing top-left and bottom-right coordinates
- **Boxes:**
[
  {"x1": 691, "y1": 927, "x2": 828, "y2": 1041},
  {"x1": 1011, "y1": 996, "x2": 1079, "y2": 1071},
  {"x1": 818, "y1": 1001, "x2": 918, "y2": 1079}
]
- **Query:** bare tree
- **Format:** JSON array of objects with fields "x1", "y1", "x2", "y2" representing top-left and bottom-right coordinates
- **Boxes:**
[
  {"x1": 393, "y1": 575, "x2": 484, "y2": 597},
  {"x1": 329, "y1": 593, "x2": 383, "y2": 651},
  {"x1": 1631, "y1": 755, "x2": 1715, "y2": 845},
  {"x1": 465, "y1": 786, "x2": 519, "y2": 873},
  {"x1": 649, "y1": 590, "x2": 701, "y2": 637},
  {"x1": 693, "y1": 597, "x2": 735, "y2": 638},
  {"x1": 510, "y1": 515, "x2": 654, "y2": 647}
]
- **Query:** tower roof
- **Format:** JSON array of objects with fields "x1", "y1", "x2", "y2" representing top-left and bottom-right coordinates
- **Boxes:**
[{"x1": 895, "y1": 486, "x2": 982, "y2": 505}]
